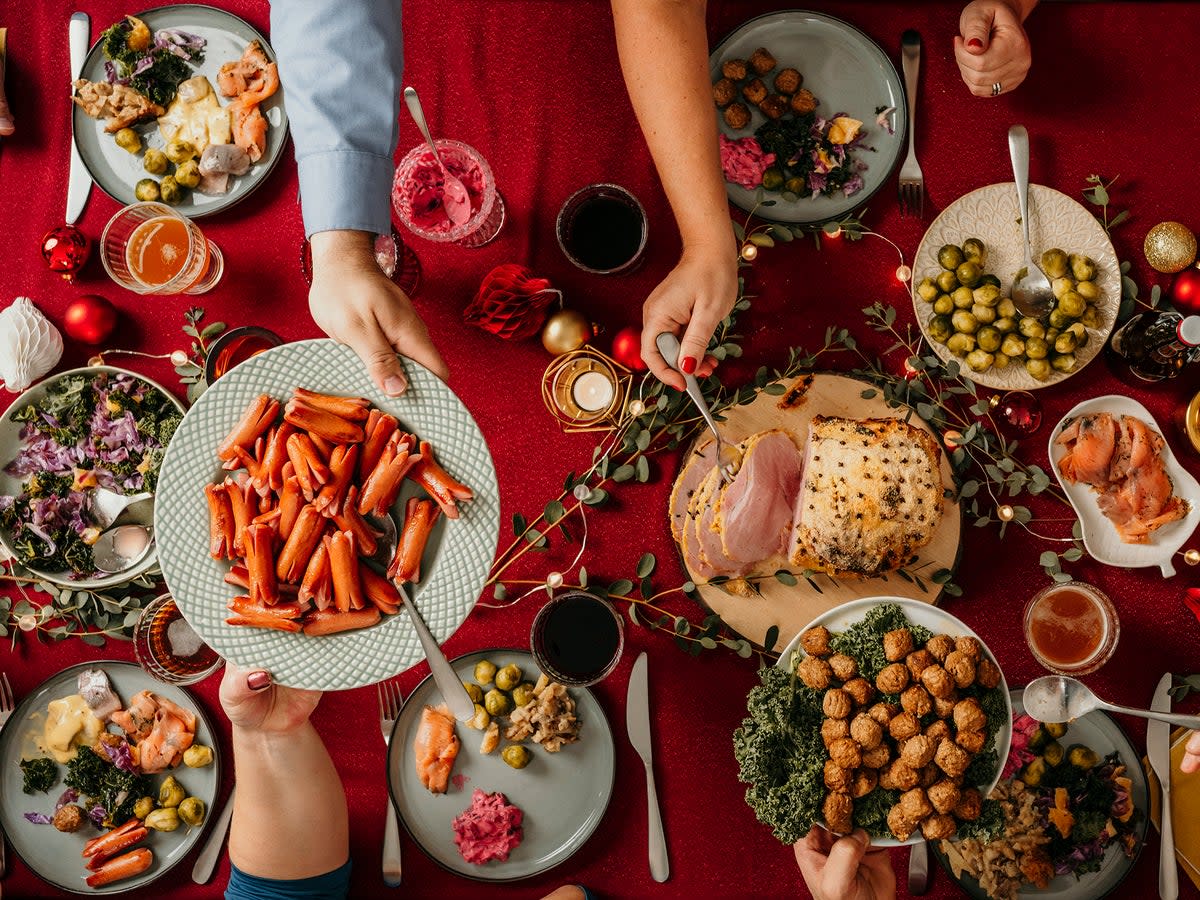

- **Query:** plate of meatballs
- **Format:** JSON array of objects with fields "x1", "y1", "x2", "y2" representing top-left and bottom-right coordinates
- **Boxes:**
[{"x1": 778, "y1": 598, "x2": 1012, "y2": 847}]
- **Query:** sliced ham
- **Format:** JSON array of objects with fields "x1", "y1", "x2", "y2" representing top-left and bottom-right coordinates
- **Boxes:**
[
  {"x1": 714, "y1": 430, "x2": 803, "y2": 563},
  {"x1": 669, "y1": 441, "x2": 717, "y2": 542}
]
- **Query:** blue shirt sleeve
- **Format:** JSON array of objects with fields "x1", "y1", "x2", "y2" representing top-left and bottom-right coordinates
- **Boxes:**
[
  {"x1": 270, "y1": 0, "x2": 404, "y2": 237},
  {"x1": 226, "y1": 859, "x2": 352, "y2": 900}
]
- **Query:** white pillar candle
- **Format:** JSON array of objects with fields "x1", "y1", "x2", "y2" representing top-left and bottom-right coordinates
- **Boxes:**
[{"x1": 571, "y1": 370, "x2": 614, "y2": 412}]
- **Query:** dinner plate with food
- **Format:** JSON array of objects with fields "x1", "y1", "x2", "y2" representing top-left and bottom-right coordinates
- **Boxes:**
[
  {"x1": 735, "y1": 598, "x2": 1012, "y2": 849},
  {"x1": 72, "y1": 5, "x2": 288, "y2": 216},
  {"x1": 0, "y1": 662, "x2": 219, "y2": 894},
  {"x1": 387, "y1": 649, "x2": 615, "y2": 882},
  {"x1": 710, "y1": 10, "x2": 905, "y2": 225},
  {"x1": 1049, "y1": 395, "x2": 1200, "y2": 577},
  {"x1": 0, "y1": 366, "x2": 184, "y2": 590},
  {"x1": 912, "y1": 183, "x2": 1120, "y2": 390},
  {"x1": 153, "y1": 340, "x2": 500, "y2": 691},
  {"x1": 934, "y1": 688, "x2": 1148, "y2": 900}
]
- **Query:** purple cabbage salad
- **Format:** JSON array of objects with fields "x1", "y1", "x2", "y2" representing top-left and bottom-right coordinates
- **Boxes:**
[
  {"x1": 23, "y1": 811, "x2": 52, "y2": 825},
  {"x1": 0, "y1": 372, "x2": 181, "y2": 577}
]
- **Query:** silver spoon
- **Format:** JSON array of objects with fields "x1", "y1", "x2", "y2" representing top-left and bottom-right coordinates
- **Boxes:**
[
  {"x1": 91, "y1": 487, "x2": 152, "y2": 530},
  {"x1": 402, "y1": 86, "x2": 471, "y2": 227},
  {"x1": 1023, "y1": 675, "x2": 1200, "y2": 730},
  {"x1": 655, "y1": 332, "x2": 739, "y2": 483},
  {"x1": 92, "y1": 523, "x2": 153, "y2": 574},
  {"x1": 1007, "y1": 125, "x2": 1054, "y2": 318}
]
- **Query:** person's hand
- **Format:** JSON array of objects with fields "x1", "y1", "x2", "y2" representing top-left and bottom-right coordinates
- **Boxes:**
[
  {"x1": 219, "y1": 664, "x2": 322, "y2": 735},
  {"x1": 641, "y1": 243, "x2": 738, "y2": 391},
  {"x1": 308, "y1": 230, "x2": 448, "y2": 397},
  {"x1": 954, "y1": 0, "x2": 1033, "y2": 98},
  {"x1": 794, "y1": 827, "x2": 897, "y2": 900},
  {"x1": 1182, "y1": 731, "x2": 1200, "y2": 775}
]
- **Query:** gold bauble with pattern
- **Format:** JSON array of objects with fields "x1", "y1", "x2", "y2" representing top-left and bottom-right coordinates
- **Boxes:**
[
  {"x1": 541, "y1": 308, "x2": 593, "y2": 355},
  {"x1": 1144, "y1": 221, "x2": 1198, "y2": 273}
]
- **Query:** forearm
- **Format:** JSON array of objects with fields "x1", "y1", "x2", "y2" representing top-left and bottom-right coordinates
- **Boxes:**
[
  {"x1": 228, "y1": 724, "x2": 348, "y2": 879},
  {"x1": 611, "y1": 0, "x2": 731, "y2": 254}
]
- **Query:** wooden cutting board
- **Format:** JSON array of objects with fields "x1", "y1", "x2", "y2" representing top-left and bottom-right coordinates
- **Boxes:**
[{"x1": 673, "y1": 372, "x2": 962, "y2": 648}]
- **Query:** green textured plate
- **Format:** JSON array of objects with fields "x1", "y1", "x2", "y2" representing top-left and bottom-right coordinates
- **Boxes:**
[{"x1": 153, "y1": 340, "x2": 500, "y2": 690}]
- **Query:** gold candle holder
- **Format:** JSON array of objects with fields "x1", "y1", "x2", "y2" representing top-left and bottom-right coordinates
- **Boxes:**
[{"x1": 541, "y1": 346, "x2": 632, "y2": 433}]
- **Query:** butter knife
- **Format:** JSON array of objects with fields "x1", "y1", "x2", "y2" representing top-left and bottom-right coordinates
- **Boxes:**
[
  {"x1": 627, "y1": 651, "x2": 669, "y2": 882},
  {"x1": 191, "y1": 786, "x2": 235, "y2": 884},
  {"x1": 907, "y1": 839, "x2": 930, "y2": 894},
  {"x1": 66, "y1": 12, "x2": 92, "y2": 224},
  {"x1": 1149, "y1": 673, "x2": 1178, "y2": 900}
]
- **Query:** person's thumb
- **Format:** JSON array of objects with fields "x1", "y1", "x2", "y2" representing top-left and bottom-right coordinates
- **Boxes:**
[
  {"x1": 349, "y1": 321, "x2": 409, "y2": 397},
  {"x1": 960, "y1": 6, "x2": 994, "y2": 53},
  {"x1": 678, "y1": 315, "x2": 716, "y2": 377},
  {"x1": 821, "y1": 829, "x2": 870, "y2": 897}
]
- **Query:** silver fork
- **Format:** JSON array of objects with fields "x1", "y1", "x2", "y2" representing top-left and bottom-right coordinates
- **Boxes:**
[
  {"x1": 0, "y1": 672, "x2": 14, "y2": 883},
  {"x1": 898, "y1": 29, "x2": 924, "y2": 217},
  {"x1": 377, "y1": 680, "x2": 403, "y2": 887}
]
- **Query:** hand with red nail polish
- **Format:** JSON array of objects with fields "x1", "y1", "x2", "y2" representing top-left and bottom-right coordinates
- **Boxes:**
[
  {"x1": 953, "y1": 0, "x2": 1037, "y2": 98},
  {"x1": 794, "y1": 826, "x2": 897, "y2": 900},
  {"x1": 1182, "y1": 731, "x2": 1200, "y2": 775},
  {"x1": 219, "y1": 662, "x2": 322, "y2": 735}
]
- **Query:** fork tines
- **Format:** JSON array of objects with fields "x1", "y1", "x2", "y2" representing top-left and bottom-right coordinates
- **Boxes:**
[
  {"x1": 377, "y1": 678, "x2": 403, "y2": 722},
  {"x1": 899, "y1": 180, "x2": 924, "y2": 219}
]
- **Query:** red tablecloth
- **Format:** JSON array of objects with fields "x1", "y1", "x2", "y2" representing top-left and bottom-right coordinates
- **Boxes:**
[{"x1": 3, "y1": 2, "x2": 1200, "y2": 898}]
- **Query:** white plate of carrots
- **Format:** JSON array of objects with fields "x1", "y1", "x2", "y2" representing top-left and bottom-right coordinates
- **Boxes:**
[{"x1": 154, "y1": 340, "x2": 500, "y2": 690}]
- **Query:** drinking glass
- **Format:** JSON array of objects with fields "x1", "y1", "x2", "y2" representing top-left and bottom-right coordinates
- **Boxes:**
[
  {"x1": 392, "y1": 139, "x2": 504, "y2": 248},
  {"x1": 132, "y1": 594, "x2": 222, "y2": 685},
  {"x1": 530, "y1": 590, "x2": 624, "y2": 687},
  {"x1": 556, "y1": 183, "x2": 647, "y2": 275},
  {"x1": 101, "y1": 202, "x2": 223, "y2": 295},
  {"x1": 300, "y1": 229, "x2": 421, "y2": 297},
  {"x1": 1023, "y1": 581, "x2": 1120, "y2": 676}
]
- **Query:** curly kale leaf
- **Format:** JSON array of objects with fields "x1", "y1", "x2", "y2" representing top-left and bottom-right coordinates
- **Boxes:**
[{"x1": 20, "y1": 757, "x2": 59, "y2": 794}]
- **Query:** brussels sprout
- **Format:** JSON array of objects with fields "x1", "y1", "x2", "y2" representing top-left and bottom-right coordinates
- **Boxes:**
[
  {"x1": 784, "y1": 176, "x2": 805, "y2": 195},
  {"x1": 1057, "y1": 290, "x2": 1086, "y2": 318},
  {"x1": 145, "y1": 808, "x2": 180, "y2": 832},
  {"x1": 511, "y1": 683, "x2": 536, "y2": 709},
  {"x1": 932, "y1": 294, "x2": 954, "y2": 315},
  {"x1": 1028, "y1": 725, "x2": 1052, "y2": 752},
  {"x1": 936, "y1": 270, "x2": 959, "y2": 294},
  {"x1": 1075, "y1": 280, "x2": 1100, "y2": 301},
  {"x1": 468, "y1": 703, "x2": 490, "y2": 731},
  {"x1": 165, "y1": 139, "x2": 196, "y2": 164},
  {"x1": 946, "y1": 332, "x2": 976, "y2": 357},
  {"x1": 996, "y1": 298, "x2": 1017, "y2": 319},
  {"x1": 978, "y1": 273, "x2": 1002, "y2": 290},
  {"x1": 135, "y1": 178, "x2": 160, "y2": 202},
  {"x1": 976, "y1": 326, "x2": 1002, "y2": 353},
  {"x1": 761, "y1": 167, "x2": 784, "y2": 191},
  {"x1": 1000, "y1": 334, "x2": 1026, "y2": 358},
  {"x1": 1022, "y1": 756, "x2": 1048, "y2": 786},
  {"x1": 1080, "y1": 304, "x2": 1101, "y2": 329},
  {"x1": 175, "y1": 159, "x2": 201, "y2": 189},
  {"x1": 1041, "y1": 248, "x2": 1069, "y2": 278},
  {"x1": 159, "y1": 776, "x2": 186, "y2": 808},
  {"x1": 183, "y1": 745, "x2": 214, "y2": 768},
  {"x1": 133, "y1": 796, "x2": 155, "y2": 820},
  {"x1": 928, "y1": 314, "x2": 953, "y2": 344},
  {"x1": 1043, "y1": 740, "x2": 1065, "y2": 767},
  {"x1": 965, "y1": 349, "x2": 994, "y2": 372},
  {"x1": 143, "y1": 148, "x2": 168, "y2": 175},
  {"x1": 952, "y1": 286, "x2": 975, "y2": 308},
  {"x1": 1069, "y1": 253, "x2": 1098, "y2": 282},
  {"x1": 463, "y1": 682, "x2": 484, "y2": 704},
  {"x1": 474, "y1": 660, "x2": 498, "y2": 686},
  {"x1": 114, "y1": 128, "x2": 141, "y2": 154},
  {"x1": 1051, "y1": 353, "x2": 1076, "y2": 373},
  {"x1": 962, "y1": 237, "x2": 987, "y2": 265},
  {"x1": 1066, "y1": 322, "x2": 1088, "y2": 346},
  {"x1": 916, "y1": 278, "x2": 939, "y2": 302},
  {"x1": 955, "y1": 261, "x2": 982, "y2": 288},
  {"x1": 1025, "y1": 336, "x2": 1049, "y2": 360},
  {"x1": 1051, "y1": 277, "x2": 1075, "y2": 300},
  {"x1": 951, "y1": 310, "x2": 979, "y2": 334},
  {"x1": 1047, "y1": 308, "x2": 1070, "y2": 330},
  {"x1": 1025, "y1": 358, "x2": 1051, "y2": 381},
  {"x1": 501, "y1": 745, "x2": 532, "y2": 769},
  {"x1": 178, "y1": 797, "x2": 206, "y2": 826},
  {"x1": 971, "y1": 303, "x2": 996, "y2": 325},
  {"x1": 1054, "y1": 331, "x2": 1078, "y2": 354},
  {"x1": 994, "y1": 316, "x2": 1016, "y2": 334},
  {"x1": 1018, "y1": 318, "x2": 1045, "y2": 339},
  {"x1": 992, "y1": 352, "x2": 1011, "y2": 369},
  {"x1": 494, "y1": 664, "x2": 522, "y2": 692},
  {"x1": 938, "y1": 244, "x2": 965, "y2": 271},
  {"x1": 1067, "y1": 744, "x2": 1100, "y2": 770},
  {"x1": 1044, "y1": 722, "x2": 1068, "y2": 739},
  {"x1": 484, "y1": 689, "x2": 511, "y2": 717},
  {"x1": 972, "y1": 284, "x2": 1002, "y2": 307},
  {"x1": 1045, "y1": 326, "x2": 1059, "y2": 341},
  {"x1": 159, "y1": 175, "x2": 184, "y2": 205}
]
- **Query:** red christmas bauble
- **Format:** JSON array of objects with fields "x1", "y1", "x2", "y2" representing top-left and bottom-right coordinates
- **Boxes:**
[
  {"x1": 1171, "y1": 265, "x2": 1200, "y2": 314},
  {"x1": 611, "y1": 326, "x2": 647, "y2": 371},
  {"x1": 997, "y1": 390, "x2": 1042, "y2": 437},
  {"x1": 464, "y1": 263, "x2": 560, "y2": 340},
  {"x1": 41, "y1": 225, "x2": 90, "y2": 281},
  {"x1": 63, "y1": 295, "x2": 118, "y2": 344}
]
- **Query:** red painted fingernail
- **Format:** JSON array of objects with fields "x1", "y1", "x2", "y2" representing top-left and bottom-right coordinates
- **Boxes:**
[
  {"x1": 967, "y1": 38, "x2": 983, "y2": 49},
  {"x1": 247, "y1": 671, "x2": 271, "y2": 691},
  {"x1": 680, "y1": 356, "x2": 697, "y2": 374}
]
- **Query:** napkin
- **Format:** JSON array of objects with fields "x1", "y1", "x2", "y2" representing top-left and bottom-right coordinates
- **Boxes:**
[{"x1": 1143, "y1": 728, "x2": 1200, "y2": 891}]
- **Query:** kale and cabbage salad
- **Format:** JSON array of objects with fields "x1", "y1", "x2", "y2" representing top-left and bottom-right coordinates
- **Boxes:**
[{"x1": 0, "y1": 372, "x2": 181, "y2": 576}]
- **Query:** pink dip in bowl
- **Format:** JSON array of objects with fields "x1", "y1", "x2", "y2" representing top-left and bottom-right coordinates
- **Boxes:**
[{"x1": 392, "y1": 140, "x2": 492, "y2": 239}]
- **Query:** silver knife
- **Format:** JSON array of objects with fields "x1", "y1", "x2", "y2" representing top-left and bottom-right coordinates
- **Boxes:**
[
  {"x1": 627, "y1": 652, "x2": 669, "y2": 882},
  {"x1": 907, "y1": 839, "x2": 930, "y2": 894},
  {"x1": 1149, "y1": 673, "x2": 1178, "y2": 900},
  {"x1": 65, "y1": 12, "x2": 92, "y2": 224},
  {"x1": 191, "y1": 786, "x2": 235, "y2": 884}
]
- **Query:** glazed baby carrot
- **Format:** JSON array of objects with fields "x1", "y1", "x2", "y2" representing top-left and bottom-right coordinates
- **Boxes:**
[
  {"x1": 275, "y1": 504, "x2": 324, "y2": 582},
  {"x1": 328, "y1": 530, "x2": 364, "y2": 612},
  {"x1": 283, "y1": 398, "x2": 365, "y2": 444},
  {"x1": 359, "y1": 562, "x2": 402, "y2": 615},
  {"x1": 410, "y1": 440, "x2": 474, "y2": 519},
  {"x1": 217, "y1": 394, "x2": 279, "y2": 461},
  {"x1": 205, "y1": 483, "x2": 235, "y2": 560},
  {"x1": 85, "y1": 848, "x2": 153, "y2": 888},
  {"x1": 292, "y1": 387, "x2": 371, "y2": 422},
  {"x1": 388, "y1": 497, "x2": 440, "y2": 583},
  {"x1": 243, "y1": 523, "x2": 279, "y2": 606},
  {"x1": 358, "y1": 411, "x2": 400, "y2": 479},
  {"x1": 299, "y1": 538, "x2": 332, "y2": 610},
  {"x1": 302, "y1": 606, "x2": 380, "y2": 636}
]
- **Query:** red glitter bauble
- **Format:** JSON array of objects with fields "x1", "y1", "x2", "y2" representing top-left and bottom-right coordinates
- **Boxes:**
[
  {"x1": 997, "y1": 390, "x2": 1042, "y2": 437},
  {"x1": 1170, "y1": 265, "x2": 1200, "y2": 314},
  {"x1": 63, "y1": 295, "x2": 118, "y2": 344},
  {"x1": 611, "y1": 326, "x2": 647, "y2": 371},
  {"x1": 41, "y1": 225, "x2": 90, "y2": 280}
]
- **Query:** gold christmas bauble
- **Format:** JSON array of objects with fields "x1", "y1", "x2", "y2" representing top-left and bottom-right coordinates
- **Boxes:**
[
  {"x1": 1144, "y1": 221, "x2": 1198, "y2": 273},
  {"x1": 541, "y1": 309, "x2": 592, "y2": 355}
]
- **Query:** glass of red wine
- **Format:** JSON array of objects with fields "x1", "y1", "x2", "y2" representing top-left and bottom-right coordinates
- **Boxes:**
[
  {"x1": 530, "y1": 590, "x2": 624, "y2": 687},
  {"x1": 556, "y1": 184, "x2": 648, "y2": 275}
]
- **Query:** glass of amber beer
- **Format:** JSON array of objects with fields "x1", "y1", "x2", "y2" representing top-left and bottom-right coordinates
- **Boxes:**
[{"x1": 101, "y1": 202, "x2": 224, "y2": 295}]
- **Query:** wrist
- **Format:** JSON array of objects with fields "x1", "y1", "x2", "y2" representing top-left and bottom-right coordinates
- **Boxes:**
[
  {"x1": 309, "y1": 229, "x2": 377, "y2": 273},
  {"x1": 232, "y1": 720, "x2": 314, "y2": 748}
]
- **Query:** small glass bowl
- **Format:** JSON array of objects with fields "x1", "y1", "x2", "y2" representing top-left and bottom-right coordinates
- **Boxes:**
[
  {"x1": 530, "y1": 590, "x2": 624, "y2": 687},
  {"x1": 132, "y1": 594, "x2": 222, "y2": 685},
  {"x1": 392, "y1": 139, "x2": 504, "y2": 247},
  {"x1": 1023, "y1": 580, "x2": 1120, "y2": 675}
]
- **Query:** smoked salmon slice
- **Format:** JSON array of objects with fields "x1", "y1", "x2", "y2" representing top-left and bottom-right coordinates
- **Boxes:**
[
  {"x1": 413, "y1": 704, "x2": 460, "y2": 794},
  {"x1": 111, "y1": 691, "x2": 197, "y2": 772}
]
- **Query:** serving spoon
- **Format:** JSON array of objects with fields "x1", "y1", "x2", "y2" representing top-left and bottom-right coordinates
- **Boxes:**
[
  {"x1": 1007, "y1": 125, "x2": 1054, "y2": 318},
  {"x1": 1023, "y1": 675, "x2": 1200, "y2": 730},
  {"x1": 92, "y1": 523, "x2": 153, "y2": 574},
  {"x1": 655, "y1": 332, "x2": 739, "y2": 483},
  {"x1": 91, "y1": 487, "x2": 152, "y2": 530},
  {"x1": 402, "y1": 86, "x2": 471, "y2": 227}
]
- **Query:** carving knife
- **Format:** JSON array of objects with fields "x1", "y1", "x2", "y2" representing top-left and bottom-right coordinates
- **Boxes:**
[
  {"x1": 1149, "y1": 673, "x2": 1178, "y2": 900},
  {"x1": 65, "y1": 12, "x2": 92, "y2": 224}
]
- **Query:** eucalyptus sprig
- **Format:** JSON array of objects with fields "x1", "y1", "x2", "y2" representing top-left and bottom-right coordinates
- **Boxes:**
[
  {"x1": 1, "y1": 564, "x2": 160, "y2": 645},
  {"x1": 174, "y1": 307, "x2": 227, "y2": 402}
]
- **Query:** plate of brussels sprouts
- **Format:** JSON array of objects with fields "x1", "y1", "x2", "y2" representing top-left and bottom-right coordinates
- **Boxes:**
[{"x1": 911, "y1": 183, "x2": 1120, "y2": 390}]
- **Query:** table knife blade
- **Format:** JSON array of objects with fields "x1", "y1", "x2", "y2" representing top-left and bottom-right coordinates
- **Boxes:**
[
  {"x1": 192, "y1": 786, "x2": 235, "y2": 884},
  {"x1": 65, "y1": 12, "x2": 92, "y2": 225},
  {"x1": 1149, "y1": 673, "x2": 1178, "y2": 900},
  {"x1": 626, "y1": 652, "x2": 669, "y2": 882},
  {"x1": 907, "y1": 839, "x2": 930, "y2": 894}
]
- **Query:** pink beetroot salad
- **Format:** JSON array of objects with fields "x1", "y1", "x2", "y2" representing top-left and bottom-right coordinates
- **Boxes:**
[{"x1": 451, "y1": 789, "x2": 524, "y2": 865}]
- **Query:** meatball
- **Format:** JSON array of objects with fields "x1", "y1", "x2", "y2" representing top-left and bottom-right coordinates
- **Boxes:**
[
  {"x1": 884, "y1": 628, "x2": 914, "y2": 661},
  {"x1": 52, "y1": 804, "x2": 85, "y2": 833},
  {"x1": 861, "y1": 743, "x2": 891, "y2": 770},
  {"x1": 828, "y1": 653, "x2": 858, "y2": 682},
  {"x1": 943, "y1": 650, "x2": 976, "y2": 688},
  {"x1": 976, "y1": 656, "x2": 1002, "y2": 689},
  {"x1": 823, "y1": 791, "x2": 854, "y2": 835},
  {"x1": 850, "y1": 714, "x2": 883, "y2": 750},
  {"x1": 867, "y1": 702, "x2": 899, "y2": 727},
  {"x1": 900, "y1": 685, "x2": 932, "y2": 718},
  {"x1": 773, "y1": 67, "x2": 802, "y2": 94},
  {"x1": 797, "y1": 656, "x2": 834, "y2": 691},
  {"x1": 879, "y1": 761, "x2": 920, "y2": 791},
  {"x1": 801, "y1": 626, "x2": 833, "y2": 657},
  {"x1": 906, "y1": 649, "x2": 935, "y2": 680},
  {"x1": 924, "y1": 720, "x2": 952, "y2": 745},
  {"x1": 742, "y1": 77, "x2": 768, "y2": 105},
  {"x1": 888, "y1": 711, "x2": 920, "y2": 741},
  {"x1": 933, "y1": 693, "x2": 959, "y2": 719},
  {"x1": 790, "y1": 88, "x2": 816, "y2": 115},
  {"x1": 712, "y1": 78, "x2": 737, "y2": 107},
  {"x1": 935, "y1": 738, "x2": 971, "y2": 778},
  {"x1": 956, "y1": 729, "x2": 987, "y2": 754},
  {"x1": 925, "y1": 634, "x2": 954, "y2": 661},
  {"x1": 876, "y1": 663, "x2": 910, "y2": 695},
  {"x1": 954, "y1": 787, "x2": 983, "y2": 821},
  {"x1": 887, "y1": 804, "x2": 917, "y2": 841},
  {"x1": 829, "y1": 737, "x2": 863, "y2": 770},
  {"x1": 842, "y1": 678, "x2": 875, "y2": 708},
  {"x1": 899, "y1": 787, "x2": 933, "y2": 822},
  {"x1": 824, "y1": 760, "x2": 853, "y2": 792},
  {"x1": 920, "y1": 763, "x2": 941, "y2": 789},
  {"x1": 822, "y1": 717, "x2": 851, "y2": 747},
  {"x1": 955, "y1": 635, "x2": 982, "y2": 661},
  {"x1": 921, "y1": 814, "x2": 957, "y2": 840},
  {"x1": 850, "y1": 768, "x2": 878, "y2": 799},
  {"x1": 748, "y1": 47, "x2": 776, "y2": 75},
  {"x1": 921, "y1": 664, "x2": 955, "y2": 699},
  {"x1": 758, "y1": 94, "x2": 788, "y2": 120},
  {"x1": 928, "y1": 780, "x2": 961, "y2": 815},
  {"x1": 721, "y1": 58, "x2": 749, "y2": 81},
  {"x1": 723, "y1": 103, "x2": 751, "y2": 130},
  {"x1": 953, "y1": 698, "x2": 987, "y2": 734},
  {"x1": 900, "y1": 734, "x2": 936, "y2": 769},
  {"x1": 823, "y1": 688, "x2": 853, "y2": 719}
]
